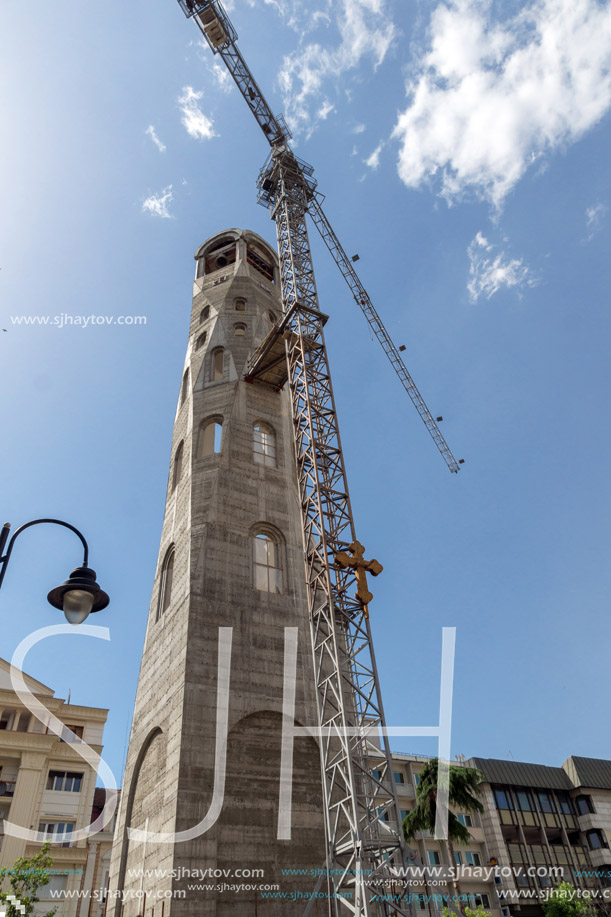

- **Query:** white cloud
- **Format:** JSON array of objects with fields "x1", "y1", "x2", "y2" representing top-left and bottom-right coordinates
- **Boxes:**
[
  {"x1": 178, "y1": 86, "x2": 217, "y2": 140},
  {"x1": 317, "y1": 99, "x2": 335, "y2": 120},
  {"x1": 467, "y1": 232, "x2": 535, "y2": 302},
  {"x1": 365, "y1": 141, "x2": 383, "y2": 170},
  {"x1": 352, "y1": 122, "x2": 366, "y2": 134},
  {"x1": 145, "y1": 125, "x2": 166, "y2": 153},
  {"x1": 392, "y1": 0, "x2": 611, "y2": 209},
  {"x1": 142, "y1": 185, "x2": 174, "y2": 219},
  {"x1": 278, "y1": 0, "x2": 395, "y2": 135},
  {"x1": 585, "y1": 202, "x2": 607, "y2": 239}
]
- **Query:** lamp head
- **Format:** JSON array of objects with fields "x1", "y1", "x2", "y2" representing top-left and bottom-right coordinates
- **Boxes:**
[{"x1": 47, "y1": 566, "x2": 109, "y2": 625}]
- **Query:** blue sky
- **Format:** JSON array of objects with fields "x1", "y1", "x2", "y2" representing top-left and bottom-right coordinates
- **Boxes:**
[{"x1": 1, "y1": 0, "x2": 610, "y2": 787}]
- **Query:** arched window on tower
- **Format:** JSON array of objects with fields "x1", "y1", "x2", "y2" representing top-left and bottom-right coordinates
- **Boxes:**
[
  {"x1": 198, "y1": 419, "x2": 223, "y2": 457},
  {"x1": 172, "y1": 441, "x2": 184, "y2": 490},
  {"x1": 234, "y1": 323, "x2": 246, "y2": 337},
  {"x1": 252, "y1": 530, "x2": 283, "y2": 594},
  {"x1": 211, "y1": 348, "x2": 224, "y2": 381},
  {"x1": 235, "y1": 298, "x2": 246, "y2": 312},
  {"x1": 157, "y1": 547, "x2": 175, "y2": 620},
  {"x1": 253, "y1": 422, "x2": 276, "y2": 468},
  {"x1": 195, "y1": 331, "x2": 207, "y2": 351},
  {"x1": 180, "y1": 369, "x2": 190, "y2": 406},
  {"x1": 200, "y1": 306, "x2": 210, "y2": 323}
]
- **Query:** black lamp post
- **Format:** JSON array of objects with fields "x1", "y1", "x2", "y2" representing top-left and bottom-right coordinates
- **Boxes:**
[{"x1": 0, "y1": 519, "x2": 109, "y2": 625}]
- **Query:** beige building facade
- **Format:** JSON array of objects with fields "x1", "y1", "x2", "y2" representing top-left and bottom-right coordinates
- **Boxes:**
[{"x1": 0, "y1": 657, "x2": 114, "y2": 917}]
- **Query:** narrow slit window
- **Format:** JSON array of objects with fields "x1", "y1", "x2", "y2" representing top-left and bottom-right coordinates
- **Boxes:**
[
  {"x1": 200, "y1": 306, "x2": 210, "y2": 323},
  {"x1": 198, "y1": 420, "x2": 222, "y2": 457},
  {"x1": 157, "y1": 548, "x2": 175, "y2": 620},
  {"x1": 253, "y1": 532, "x2": 283, "y2": 594},
  {"x1": 180, "y1": 369, "x2": 190, "y2": 406},
  {"x1": 253, "y1": 422, "x2": 276, "y2": 468},
  {"x1": 173, "y1": 442, "x2": 184, "y2": 490},
  {"x1": 195, "y1": 331, "x2": 207, "y2": 350},
  {"x1": 212, "y1": 348, "x2": 224, "y2": 380}
]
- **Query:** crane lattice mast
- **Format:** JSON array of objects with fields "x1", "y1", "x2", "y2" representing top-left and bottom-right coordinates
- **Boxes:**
[{"x1": 175, "y1": 2, "x2": 459, "y2": 914}]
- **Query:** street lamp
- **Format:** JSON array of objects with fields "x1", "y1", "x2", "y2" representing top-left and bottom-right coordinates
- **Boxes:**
[{"x1": 0, "y1": 519, "x2": 110, "y2": 625}]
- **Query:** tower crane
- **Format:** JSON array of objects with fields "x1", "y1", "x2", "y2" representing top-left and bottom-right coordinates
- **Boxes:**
[{"x1": 175, "y1": 1, "x2": 461, "y2": 914}]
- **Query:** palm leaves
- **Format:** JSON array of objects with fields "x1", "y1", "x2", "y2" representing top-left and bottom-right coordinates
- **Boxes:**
[{"x1": 402, "y1": 757, "x2": 484, "y2": 845}]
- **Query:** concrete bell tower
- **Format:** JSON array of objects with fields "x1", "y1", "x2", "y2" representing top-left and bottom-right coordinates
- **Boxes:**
[{"x1": 108, "y1": 229, "x2": 325, "y2": 916}]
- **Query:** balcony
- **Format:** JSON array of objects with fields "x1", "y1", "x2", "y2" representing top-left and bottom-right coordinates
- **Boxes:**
[{"x1": 0, "y1": 780, "x2": 16, "y2": 798}]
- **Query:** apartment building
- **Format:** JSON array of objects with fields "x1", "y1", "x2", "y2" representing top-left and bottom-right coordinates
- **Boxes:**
[
  {"x1": 379, "y1": 752, "x2": 611, "y2": 917},
  {"x1": 470, "y1": 756, "x2": 611, "y2": 915},
  {"x1": 0, "y1": 657, "x2": 114, "y2": 917}
]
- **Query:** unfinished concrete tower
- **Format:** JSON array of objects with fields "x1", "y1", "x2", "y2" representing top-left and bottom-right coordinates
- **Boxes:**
[{"x1": 108, "y1": 229, "x2": 325, "y2": 916}]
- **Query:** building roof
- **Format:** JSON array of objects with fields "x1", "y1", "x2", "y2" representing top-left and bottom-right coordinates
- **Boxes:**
[
  {"x1": 469, "y1": 757, "x2": 574, "y2": 790},
  {"x1": 563, "y1": 756, "x2": 611, "y2": 790},
  {"x1": 0, "y1": 657, "x2": 54, "y2": 696}
]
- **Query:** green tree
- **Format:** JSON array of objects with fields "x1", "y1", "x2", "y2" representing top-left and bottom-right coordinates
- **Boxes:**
[
  {"x1": 542, "y1": 882, "x2": 595, "y2": 917},
  {"x1": 402, "y1": 758, "x2": 484, "y2": 914},
  {"x1": 443, "y1": 905, "x2": 490, "y2": 917},
  {"x1": 0, "y1": 843, "x2": 58, "y2": 917}
]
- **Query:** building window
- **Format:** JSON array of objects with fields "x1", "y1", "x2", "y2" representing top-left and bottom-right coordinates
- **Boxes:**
[
  {"x1": 246, "y1": 244, "x2": 274, "y2": 282},
  {"x1": 253, "y1": 422, "x2": 276, "y2": 467},
  {"x1": 204, "y1": 238, "x2": 236, "y2": 274},
  {"x1": 196, "y1": 258, "x2": 205, "y2": 279},
  {"x1": 576, "y1": 795, "x2": 595, "y2": 816},
  {"x1": 268, "y1": 310, "x2": 276, "y2": 322},
  {"x1": 494, "y1": 788, "x2": 513, "y2": 810},
  {"x1": 235, "y1": 298, "x2": 246, "y2": 311},
  {"x1": 400, "y1": 809, "x2": 409, "y2": 821},
  {"x1": 15, "y1": 712, "x2": 31, "y2": 733},
  {"x1": 469, "y1": 895, "x2": 490, "y2": 909},
  {"x1": 413, "y1": 774, "x2": 421, "y2": 787},
  {"x1": 61, "y1": 724, "x2": 84, "y2": 743},
  {"x1": 372, "y1": 769, "x2": 382, "y2": 782},
  {"x1": 0, "y1": 709, "x2": 15, "y2": 730},
  {"x1": 427, "y1": 851, "x2": 441, "y2": 866},
  {"x1": 516, "y1": 790, "x2": 534, "y2": 812},
  {"x1": 38, "y1": 822, "x2": 75, "y2": 847},
  {"x1": 38, "y1": 875, "x2": 68, "y2": 899},
  {"x1": 253, "y1": 532, "x2": 283, "y2": 594},
  {"x1": 556, "y1": 792, "x2": 574, "y2": 816},
  {"x1": 457, "y1": 813, "x2": 473, "y2": 827},
  {"x1": 195, "y1": 331, "x2": 207, "y2": 350},
  {"x1": 200, "y1": 306, "x2": 210, "y2": 322},
  {"x1": 157, "y1": 547, "x2": 175, "y2": 620},
  {"x1": 465, "y1": 852, "x2": 481, "y2": 866},
  {"x1": 234, "y1": 323, "x2": 246, "y2": 336},
  {"x1": 180, "y1": 369, "x2": 190, "y2": 406},
  {"x1": 586, "y1": 830, "x2": 607, "y2": 850},
  {"x1": 538, "y1": 792, "x2": 557, "y2": 814},
  {"x1": 454, "y1": 851, "x2": 462, "y2": 866},
  {"x1": 173, "y1": 442, "x2": 184, "y2": 490},
  {"x1": 211, "y1": 348, "x2": 224, "y2": 381},
  {"x1": 394, "y1": 771, "x2": 405, "y2": 785},
  {"x1": 198, "y1": 420, "x2": 223, "y2": 457},
  {"x1": 377, "y1": 807, "x2": 390, "y2": 823},
  {"x1": 46, "y1": 771, "x2": 83, "y2": 792}
]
